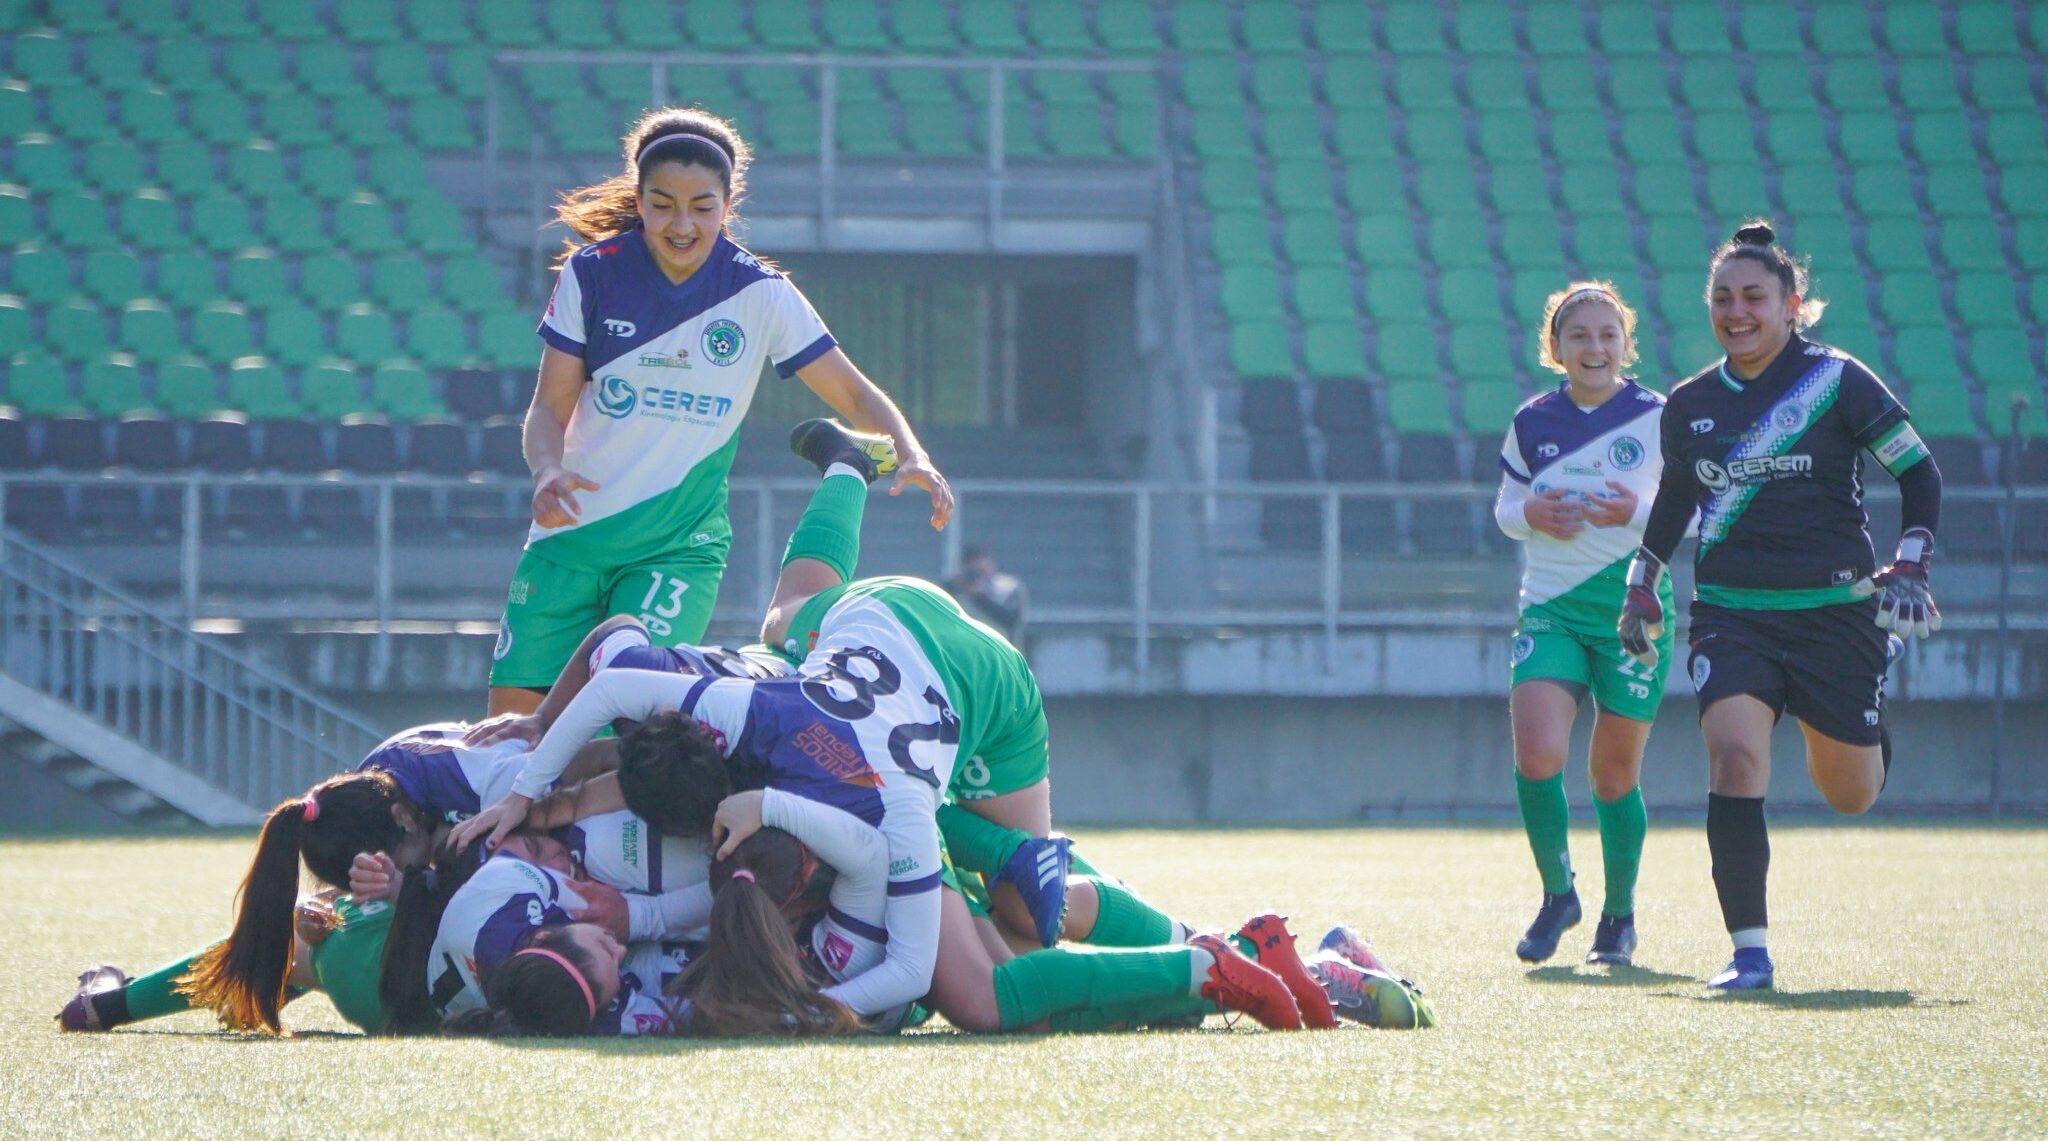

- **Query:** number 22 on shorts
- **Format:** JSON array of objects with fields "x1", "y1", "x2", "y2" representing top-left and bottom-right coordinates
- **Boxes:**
[{"x1": 637, "y1": 571, "x2": 689, "y2": 637}]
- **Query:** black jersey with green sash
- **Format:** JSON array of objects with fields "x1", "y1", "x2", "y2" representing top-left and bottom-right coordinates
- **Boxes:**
[{"x1": 1659, "y1": 336, "x2": 1931, "y2": 609}]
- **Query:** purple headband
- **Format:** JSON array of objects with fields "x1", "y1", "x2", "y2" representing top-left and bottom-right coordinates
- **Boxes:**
[{"x1": 636, "y1": 131, "x2": 731, "y2": 171}]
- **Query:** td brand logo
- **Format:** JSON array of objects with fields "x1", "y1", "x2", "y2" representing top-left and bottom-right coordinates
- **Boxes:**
[{"x1": 602, "y1": 317, "x2": 637, "y2": 337}]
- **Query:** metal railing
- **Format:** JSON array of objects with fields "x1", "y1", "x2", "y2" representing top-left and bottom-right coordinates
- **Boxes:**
[{"x1": 0, "y1": 527, "x2": 386, "y2": 810}]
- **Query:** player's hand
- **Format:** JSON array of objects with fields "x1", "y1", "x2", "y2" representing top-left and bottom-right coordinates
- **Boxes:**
[
  {"x1": 463, "y1": 712, "x2": 544, "y2": 748},
  {"x1": 570, "y1": 879, "x2": 631, "y2": 943},
  {"x1": 1617, "y1": 547, "x2": 1666, "y2": 669},
  {"x1": 448, "y1": 793, "x2": 533, "y2": 853},
  {"x1": 711, "y1": 789, "x2": 766, "y2": 861},
  {"x1": 1582, "y1": 481, "x2": 1638, "y2": 528},
  {"x1": 532, "y1": 464, "x2": 600, "y2": 529},
  {"x1": 1523, "y1": 487, "x2": 1586, "y2": 539},
  {"x1": 1872, "y1": 527, "x2": 1941, "y2": 640},
  {"x1": 349, "y1": 851, "x2": 403, "y2": 902},
  {"x1": 890, "y1": 452, "x2": 954, "y2": 531}
]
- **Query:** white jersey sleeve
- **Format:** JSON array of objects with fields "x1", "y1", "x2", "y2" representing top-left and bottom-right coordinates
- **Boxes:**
[
  {"x1": 760, "y1": 275, "x2": 835, "y2": 378},
  {"x1": 593, "y1": 941, "x2": 692, "y2": 1037},
  {"x1": 758, "y1": 789, "x2": 889, "y2": 983},
  {"x1": 538, "y1": 256, "x2": 587, "y2": 352},
  {"x1": 509, "y1": 668, "x2": 746, "y2": 799},
  {"x1": 428, "y1": 856, "x2": 591, "y2": 1021},
  {"x1": 565, "y1": 809, "x2": 713, "y2": 942},
  {"x1": 817, "y1": 781, "x2": 942, "y2": 1018}
]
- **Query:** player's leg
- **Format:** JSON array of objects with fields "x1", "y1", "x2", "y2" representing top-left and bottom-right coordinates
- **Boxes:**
[
  {"x1": 605, "y1": 551, "x2": 723, "y2": 650},
  {"x1": 761, "y1": 419, "x2": 896, "y2": 650},
  {"x1": 1508, "y1": 673, "x2": 1584, "y2": 962},
  {"x1": 1784, "y1": 601, "x2": 1890, "y2": 816},
  {"x1": 1701, "y1": 694, "x2": 1778, "y2": 990},
  {"x1": 1584, "y1": 709, "x2": 1651, "y2": 965},
  {"x1": 489, "y1": 550, "x2": 609, "y2": 716},
  {"x1": 1803, "y1": 730, "x2": 1883, "y2": 814},
  {"x1": 58, "y1": 948, "x2": 209, "y2": 1031}
]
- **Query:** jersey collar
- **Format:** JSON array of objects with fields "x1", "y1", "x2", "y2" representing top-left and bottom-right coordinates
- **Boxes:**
[{"x1": 1718, "y1": 335, "x2": 1807, "y2": 393}]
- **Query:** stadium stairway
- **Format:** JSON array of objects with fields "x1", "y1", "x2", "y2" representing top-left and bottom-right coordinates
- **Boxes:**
[{"x1": 0, "y1": 526, "x2": 385, "y2": 824}]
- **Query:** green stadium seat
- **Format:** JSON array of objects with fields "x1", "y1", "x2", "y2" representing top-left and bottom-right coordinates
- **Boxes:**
[
  {"x1": 82, "y1": 351, "x2": 145, "y2": 413},
  {"x1": 1873, "y1": 3, "x2": 1941, "y2": 56},
  {"x1": 1788, "y1": 214, "x2": 1854, "y2": 270},
  {"x1": 1736, "y1": 6, "x2": 1802, "y2": 55},
  {"x1": 1097, "y1": 0, "x2": 1161, "y2": 56},
  {"x1": 753, "y1": 0, "x2": 820, "y2": 50},
  {"x1": 47, "y1": 299, "x2": 109, "y2": 361},
  {"x1": 0, "y1": 81, "x2": 28, "y2": 137},
  {"x1": 1460, "y1": 380, "x2": 1524, "y2": 434},
  {"x1": 1173, "y1": 2, "x2": 1232, "y2": 51},
  {"x1": 369, "y1": 255, "x2": 432, "y2": 310},
  {"x1": 1403, "y1": 110, "x2": 1467, "y2": 164},
  {"x1": 155, "y1": 140, "x2": 222, "y2": 198},
  {"x1": 1571, "y1": 222, "x2": 1636, "y2": 278},
  {"x1": 406, "y1": 97, "x2": 474, "y2": 151},
  {"x1": 1311, "y1": 0, "x2": 1371, "y2": 50},
  {"x1": 1558, "y1": 170, "x2": 1626, "y2": 218},
  {"x1": 1043, "y1": 101, "x2": 1116, "y2": 160},
  {"x1": 192, "y1": 196, "x2": 261, "y2": 254},
  {"x1": 48, "y1": 86, "x2": 115, "y2": 142},
  {"x1": 1365, "y1": 268, "x2": 1431, "y2": 325},
  {"x1": 81, "y1": 250, "x2": 144, "y2": 305},
  {"x1": 1353, "y1": 214, "x2": 1421, "y2": 268},
  {"x1": 1332, "y1": 110, "x2": 1397, "y2": 162},
  {"x1": 1303, "y1": 323, "x2": 1366, "y2": 378},
  {"x1": 154, "y1": 357, "x2": 222, "y2": 418},
  {"x1": 1969, "y1": 58, "x2": 2034, "y2": 113},
  {"x1": 222, "y1": 40, "x2": 295, "y2": 97},
  {"x1": 403, "y1": 0, "x2": 473, "y2": 45},
  {"x1": 1180, "y1": 53, "x2": 1242, "y2": 108},
  {"x1": 1866, "y1": 218, "x2": 1934, "y2": 273},
  {"x1": 0, "y1": 295, "x2": 27, "y2": 357},
  {"x1": 821, "y1": 0, "x2": 891, "y2": 51},
  {"x1": 1273, "y1": 161, "x2": 1337, "y2": 212},
  {"x1": 82, "y1": 140, "x2": 147, "y2": 197},
  {"x1": 1879, "y1": 274, "x2": 1943, "y2": 328},
  {"x1": 1776, "y1": 163, "x2": 1843, "y2": 217},
  {"x1": 1955, "y1": 3, "x2": 2021, "y2": 55},
  {"x1": 194, "y1": 302, "x2": 255, "y2": 362},
  {"x1": 1452, "y1": 5, "x2": 1516, "y2": 56},
  {"x1": 404, "y1": 307, "x2": 470, "y2": 368},
  {"x1": 1221, "y1": 265, "x2": 1286, "y2": 322},
  {"x1": 887, "y1": 0, "x2": 959, "y2": 52},
  {"x1": 1705, "y1": 165, "x2": 1769, "y2": 220},
  {"x1": 1620, "y1": 112, "x2": 1689, "y2": 165},
  {"x1": 1465, "y1": 64, "x2": 1527, "y2": 112},
  {"x1": 49, "y1": 192, "x2": 116, "y2": 250},
  {"x1": 959, "y1": 0, "x2": 1027, "y2": 53},
  {"x1": 253, "y1": 0, "x2": 328, "y2": 39},
  {"x1": 1939, "y1": 218, "x2": 2007, "y2": 272},
  {"x1": 226, "y1": 355, "x2": 301, "y2": 420},
  {"x1": 1809, "y1": 3, "x2": 1877, "y2": 58},
  {"x1": 481, "y1": 310, "x2": 536, "y2": 368},
  {"x1": 1912, "y1": 112, "x2": 1978, "y2": 167},
  {"x1": 301, "y1": 360, "x2": 367, "y2": 418},
  {"x1": 1251, "y1": 57, "x2": 1317, "y2": 110},
  {"x1": 6, "y1": 352, "x2": 77, "y2": 415},
  {"x1": 1426, "y1": 212, "x2": 1489, "y2": 269},
  {"x1": 1954, "y1": 272, "x2": 2022, "y2": 328},
  {"x1": 1970, "y1": 328, "x2": 2031, "y2": 393},
  {"x1": 1677, "y1": 57, "x2": 1743, "y2": 113},
  {"x1": 1546, "y1": 110, "x2": 1608, "y2": 160},
  {"x1": 1194, "y1": 105, "x2": 1258, "y2": 160},
  {"x1": 1526, "y1": 2, "x2": 1587, "y2": 55},
  {"x1": 154, "y1": 250, "x2": 218, "y2": 307},
  {"x1": 440, "y1": 257, "x2": 503, "y2": 314},
  {"x1": 295, "y1": 146, "x2": 358, "y2": 201},
  {"x1": 1392, "y1": 57, "x2": 1458, "y2": 110},
  {"x1": 1237, "y1": 0, "x2": 1298, "y2": 54},
  {"x1": 1028, "y1": 0, "x2": 1097, "y2": 53},
  {"x1": 295, "y1": 42, "x2": 364, "y2": 100},
  {"x1": 1385, "y1": 380, "x2": 1451, "y2": 432},
  {"x1": 337, "y1": 303, "x2": 399, "y2": 363},
  {"x1": 1648, "y1": 215, "x2": 1710, "y2": 271},
  {"x1": 88, "y1": 37, "x2": 152, "y2": 93},
  {"x1": 544, "y1": 0, "x2": 615, "y2": 48},
  {"x1": 1896, "y1": 58, "x2": 1962, "y2": 113},
  {"x1": 1984, "y1": 111, "x2": 2045, "y2": 168},
  {"x1": 227, "y1": 250, "x2": 287, "y2": 309},
  {"x1": 1852, "y1": 167, "x2": 1917, "y2": 218},
  {"x1": 10, "y1": 32, "x2": 77, "y2": 88},
  {"x1": 116, "y1": 299, "x2": 179, "y2": 364},
  {"x1": 368, "y1": 42, "x2": 439, "y2": 100},
  {"x1": 260, "y1": 304, "x2": 324, "y2": 367},
  {"x1": 401, "y1": 199, "x2": 473, "y2": 257},
  {"x1": 298, "y1": 251, "x2": 361, "y2": 311},
  {"x1": 1282, "y1": 212, "x2": 1346, "y2": 268},
  {"x1": 182, "y1": 90, "x2": 253, "y2": 146},
  {"x1": 1414, "y1": 160, "x2": 1480, "y2": 216},
  {"x1": 333, "y1": 101, "x2": 399, "y2": 150},
  {"x1": 1228, "y1": 323, "x2": 1292, "y2": 380},
  {"x1": 1294, "y1": 266, "x2": 1356, "y2": 322},
  {"x1": 2008, "y1": 166, "x2": 2048, "y2": 218},
  {"x1": 1532, "y1": 65, "x2": 1598, "y2": 112},
  {"x1": 8, "y1": 245, "x2": 74, "y2": 305},
  {"x1": 151, "y1": 38, "x2": 218, "y2": 94},
  {"x1": 259, "y1": 94, "x2": 328, "y2": 147},
  {"x1": 1691, "y1": 111, "x2": 1758, "y2": 164},
  {"x1": 0, "y1": 186, "x2": 28, "y2": 246},
  {"x1": 1370, "y1": 327, "x2": 1435, "y2": 387},
  {"x1": 262, "y1": 198, "x2": 327, "y2": 255},
  {"x1": 186, "y1": 0, "x2": 254, "y2": 39},
  {"x1": 1438, "y1": 268, "x2": 1499, "y2": 324},
  {"x1": 1476, "y1": 109, "x2": 1543, "y2": 165},
  {"x1": 1499, "y1": 215, "x2": 1565, "y2": 273},
  {"x1": 1202, "y1": 161, "x2": 1268, "y2": 211},
  {"x1": 1382, "y1": 3, "x2": 1446, "y2": 53},
  {"x1": 371, "y1": 359, "x2": 440, "y2": 420},
  {"x1": 1632, "y1": 163, "x2": 1694, "y2": 218},
  {"x1": 1609, "y1": 58, "x2": 1672, "y2": 110},
  {"x1": 1838, "y1": 114, "x2": 1905, "y2": 165},
  {"x1": 1450, "y1": 324, "x2": 1514, "y2": 382},
  {"x1": 1596, "y1": 4, "x2": 1660, "y2": 54},
  {"x1": 117, "y1": 189, "x2": 178, "y2": 253}
]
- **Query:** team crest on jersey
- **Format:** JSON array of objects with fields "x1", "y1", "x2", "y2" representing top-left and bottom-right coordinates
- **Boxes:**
[
  {"x1": 820, "y1": 931, "x2": 855, "y2": 973},
  {"x1": 525, "y1": 899, "x2": 544, "y2": 925},
  {"x1": 493, "y1": 620, "x2": 513, "y2": 661},
  {"x1": 1691, "y1": 655, "x2": 1711, "y2": 691},
  {"x1": 703, "y1": 319, "x2": 745, "y2": 365},
  {"x1": 1773, "y1": 402, "x2": 1806, "y2": 432},
  {"x1": 1608, "y1": 436, "x2": 1645, "y2": 470},
  {"x1": 1510, "y1": 633, "x2": 1536, "y2": 667},
  {"x1": 596, "y1": 374, "x2": 637, "y2": 418}
]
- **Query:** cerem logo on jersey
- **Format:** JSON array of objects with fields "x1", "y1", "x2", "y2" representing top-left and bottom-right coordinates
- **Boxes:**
[
  {"x1": 1691, "y1": 655, "x2": 1712, "y2": 691},
  {"x1": 1690, "y1": 418, "x2": 1715, "y2": 434},
  {"x1": 602, "y1": 318, "x2": 637, "y2": 337},
  {"x1": 493, "y1": 620, "x2": 513, "y2": 661},
  {"x1": 1510, "y1": 633, "x2": 1536, "y2": 667},
  {"x1": 703, "y1": 318, "x2": 745, "y2": 365},
  {"x1": 1695, "y1": 454, "x2": 1812, "y2": 493},
  {"x1": 1608, "y1": 436, "x2": 1645, "y2": 470},
  {"x1": 1536, "y1": 442, "x2": 1560, "y2": 459},
  {"x1": 596, "y1": 374, "x2": 638, "y2": 419}
]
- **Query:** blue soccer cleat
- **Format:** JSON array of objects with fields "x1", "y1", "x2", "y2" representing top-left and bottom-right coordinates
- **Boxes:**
[
  {"x1": 1000, "y1": 834, "x2": 1073, "y2": 948},
  {"x1": 1515, "y1": 887, "x2": 1582, "y2": 963},
  {"x1": 1707, "y1": 947, "x2": 1776, "y2": 991},
  {"x1": 1585, "y1": 913, "x2": 1638, "y2": 966}
]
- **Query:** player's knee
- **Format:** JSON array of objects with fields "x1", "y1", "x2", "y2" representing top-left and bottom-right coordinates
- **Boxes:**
[
  {"x1": 1513, "y1": 746, "x2": 1568, "y2": 781},
  {"x1": 1821, "y1": 779, "x2": 1879, "y2": 816},
  {"x1": 1589, "y1": 771, "x2": 1637, "y2": 803}
]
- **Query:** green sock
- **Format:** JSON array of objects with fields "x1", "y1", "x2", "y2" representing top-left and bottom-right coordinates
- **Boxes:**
[
  {"x1": 117, "y1": 946, "x2": 213, "y2": 1024},
  {"x1": 1515, "y1": 771, "x2": 1574, "y2": 896},
  {"x1": 991, "y1": 947, "x2": 1192, "y2": 1030},
  {"x1": 1048, "y1": 995, "x2": 1212, "y2": 1032},
  {"x1": 1594, "y1": 786, "x2": 1647, "y2": 917},
  {"x1": 1067, "y1": 848, "x2": 1103, "y2": 878},
  {"x1": 780, "y1": 473, "x2": 866, "y2": 580},
  {"x1": 935, "y1": 803, "x2": 1027, "y2": 876},
  {"x1": 1079, "y1": 876, "x2": 1177, "y2": 947}
]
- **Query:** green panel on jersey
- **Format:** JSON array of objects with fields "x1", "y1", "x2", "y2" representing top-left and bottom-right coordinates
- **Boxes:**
[
  {"x1": 1511, "y1": 558, "x2": 1671, "y2": 722},
  {"x1": 1694, "y1": 582, "x2": 1869, "y2": 610},
  {"x1": 528, "y1": 428, "x2": 740, "y2": 570}
]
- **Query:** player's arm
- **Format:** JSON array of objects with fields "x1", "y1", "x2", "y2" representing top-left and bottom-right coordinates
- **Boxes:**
[
  {"x1": 1857, "y1": 395, "x2": 1943, "y2": 638},
  {"x1": 467, "y1": 616, "x2": 653, "y2": 746},
  {"x1": 796, "y1": 348, "x2": 953, "y2": 530},
  {"x1": 527, "y1": 345, "x2": 599, "y2": 528},
  {"x1": 1619, "y1": 408, "x2": 1698, "y2": 666},
  {"x1": 624, "y1": 883, "x2": 714, "y2": 943},
  {"x1": 817, "y1": 792, "x2": 943, "y2": 1017}
]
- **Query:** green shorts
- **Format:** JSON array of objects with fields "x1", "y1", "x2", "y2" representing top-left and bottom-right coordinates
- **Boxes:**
[
  {"x1": 489, "y1": 544, "x2": 725, "y2": 688},
  {"x1": 785, "y1": 577, "x2": 1050, "y2": 801},
  {"x1": 1510, "y1": 572, "x2": 1673, "y2": 723},
  {"x1": 308, "y1": 896, "x2": 393, "y2": 1034}
]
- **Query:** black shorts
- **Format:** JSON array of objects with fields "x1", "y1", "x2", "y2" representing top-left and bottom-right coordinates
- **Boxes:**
[{"x1": 1685, "y1": 600, "x2": 1888, "y2": 746}]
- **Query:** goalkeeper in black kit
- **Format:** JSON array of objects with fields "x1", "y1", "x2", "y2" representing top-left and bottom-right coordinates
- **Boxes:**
[{"x1": 1616, "y1": 221, "x2": 1942, "y2": 992}]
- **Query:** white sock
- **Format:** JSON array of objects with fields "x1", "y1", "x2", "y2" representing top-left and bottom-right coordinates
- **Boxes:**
[
  {"x1": 1170, "y1": 919, "x2": 1197, "y2": 944},
  {"x1": 1731, "y1": 927, "x2": 1768, "y2": 952},
  {"x1": 1186, "y1": 947, "x2": 1214, "y2": 996},
  {"x1": 825, "y1": 462, "x2": 865, "y2": 482}
]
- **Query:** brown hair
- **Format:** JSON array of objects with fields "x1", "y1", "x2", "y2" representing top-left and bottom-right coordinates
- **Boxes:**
[
  {"x1": 1537, "y1": 280, "x2": 1640, "y2": 374},
  {"x1": 482, "y1": 926, "x2": 608, "y2": 1037},
  {"x1": 376, "y1": 840, "x2": 487, "y2": 1035},
  {"x1": 616, "y1": 710, "x2": 733, "y2": 837},
  {"x1": 1707, "y1": 218, "x2": 1827, "y2": 330},
  {"x1": 177, "y1": 772, "x2": 410, "y2": 1033},
  {"x1": 671, "y1": 828, "x2": 862, "y2": 1038},
  {"x1": 553, "y1": 107, "x2": 751, "y2": 267}
]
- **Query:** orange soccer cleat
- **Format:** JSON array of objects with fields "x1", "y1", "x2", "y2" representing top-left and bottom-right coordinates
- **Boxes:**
[
  {"x1": 1237, "y1": 914, "x2": 1341, "y2": 1029},
  {"x1": 1190, "y1": 933, "x2": 1304, "y2": 1031}
]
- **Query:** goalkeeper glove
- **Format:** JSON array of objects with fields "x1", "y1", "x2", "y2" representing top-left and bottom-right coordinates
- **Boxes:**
[
  {"x1": 1617, "y1": 547, "x2": 1666, "y2": 669},
  {"x1": 1871, "y1": 527, "x2": 1940, "y2": 640}
]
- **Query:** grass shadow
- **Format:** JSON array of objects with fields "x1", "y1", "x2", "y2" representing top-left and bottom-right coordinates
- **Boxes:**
[
  {"x1": 1525, "y1": 964, "x2": 1697, "y2": 987},
  {"x1": 1655, "y1": 988, "x2": 1941, "y2": 1011}
]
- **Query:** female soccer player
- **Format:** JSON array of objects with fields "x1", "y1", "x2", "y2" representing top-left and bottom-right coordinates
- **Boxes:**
[
  {"x1": 1494, "y1": 282, "x2": 1671, "y2": 967},
  {"x1": 489, "y1": 107, "x2": 954, "y2": 717},
  {"x1": 1619, "y1": 221, "x2": 1941, "y2": 991}
]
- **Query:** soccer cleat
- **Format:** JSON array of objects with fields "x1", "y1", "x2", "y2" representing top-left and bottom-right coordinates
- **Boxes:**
[
  {"x1": 789, "y1": 418, "x2": 898, "y2": 484},
  {"x1": 998, "y1": 834, "x2": 1072, "y2": 949},
  {"x1": 1305, "y1": 952, "x2": 1438, "y2": 1029},
  {"x1": 1515, "y1": 887, "x2": 1582, "y2": 963},
  {"x1": 56, "y1": 964, "x2": 128, "y2": 1032},
  {"x1": 1237, "y1": 914, "x2": 1339, "y2": 1029},
  {"x1": 1707, "y1": 947, "x2": 1775, "y2": 991},
  {"x1": 1585, "y1": 913, "x2": 1638, "y2": 966},
  {"x1": 1318, "y1": 925, "x2": 1390, "y2": 973},
  {"x1": 1190, "y1": 933, "x2": 1304, "y2": 1031}
]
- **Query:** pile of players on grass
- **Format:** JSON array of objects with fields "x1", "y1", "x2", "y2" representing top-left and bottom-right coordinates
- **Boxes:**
[{"x1": 59, "y1": 422, "x2": 1433, "y2": 1040}]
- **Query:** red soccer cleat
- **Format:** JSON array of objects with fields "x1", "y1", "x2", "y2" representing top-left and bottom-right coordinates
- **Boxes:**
[
  {"x1": 1237, "y1": 914, "x2": 1341, "y2": 1029},
  {"x1": 1191, "y1": 933, "x2": 1304, "y2": 1031}
]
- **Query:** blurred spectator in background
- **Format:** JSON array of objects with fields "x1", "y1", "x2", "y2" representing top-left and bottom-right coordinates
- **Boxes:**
[{"x1": 952, "y1": 546, "x2": 1029, "y2": 647}]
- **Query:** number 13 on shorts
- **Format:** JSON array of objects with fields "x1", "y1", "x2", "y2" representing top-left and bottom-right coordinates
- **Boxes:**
[
  {"x1": 604, "y1": 560, "x2": 722, "y2": 646},
  {"x1": 637, "y1": 571, "x2": 689, "y2": 637}
]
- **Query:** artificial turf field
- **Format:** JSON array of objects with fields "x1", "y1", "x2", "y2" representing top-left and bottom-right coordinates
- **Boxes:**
[{"x1": 3, "y1": 825, "x2": 2044, "y2": 1138}]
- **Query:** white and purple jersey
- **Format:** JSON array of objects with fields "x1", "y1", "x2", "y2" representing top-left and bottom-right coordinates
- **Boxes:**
[
  {"x1": 561, "y1": 809, "x2": 712, "y2": 942},
  {"x1": 428, "y1": 855, "x2": 594, "y2": 1021},
  {"x1": 1497, "y1": 381, "x2": 1667, "y2": 608},
  {"x1": 595, "y1": 940, "x2": 694, "y2": 1037},
  {"x1": 356, "y1": 723, "x2": 531, "y2": 824},
  {"x1": 588, "y1": 625, "x2": 793, "y2": 681},
  {"x1": 533, "y1": 229, "x2": 838, "y2": 569}
]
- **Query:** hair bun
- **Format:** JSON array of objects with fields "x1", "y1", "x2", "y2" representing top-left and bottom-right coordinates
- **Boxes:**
[{"x1": 1732, "y1": 220, "x2": 1777, "y2": 246}]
